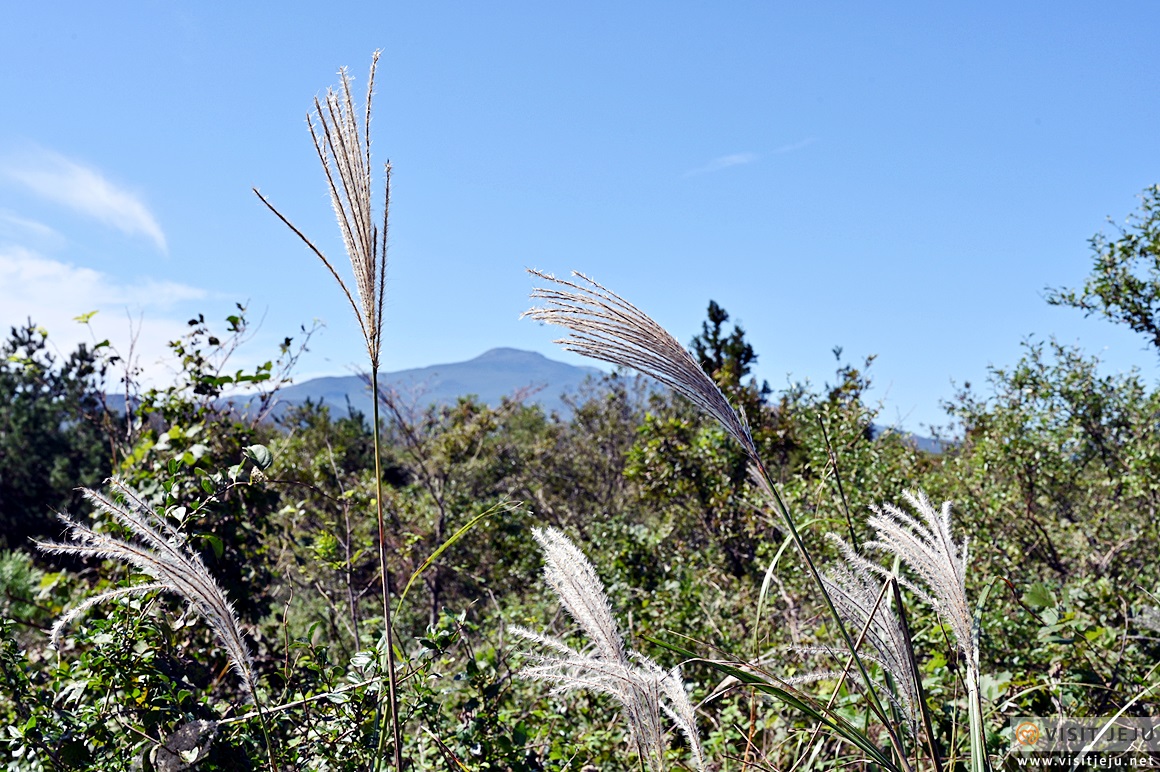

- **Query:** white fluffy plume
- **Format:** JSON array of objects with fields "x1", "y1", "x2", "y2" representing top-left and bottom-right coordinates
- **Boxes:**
[
  {"x1": 35, "y1": 479, "x2": 256, "y2": 697},
  {"x1": 511, "y1": 527, "x2": 704, "y2": 772},
  {"x1": 525, "y1": 270, "x2": 756, "y2": 459},
  {"x1": 863, "y1": 491, "x2": 972, "y2": 660}
]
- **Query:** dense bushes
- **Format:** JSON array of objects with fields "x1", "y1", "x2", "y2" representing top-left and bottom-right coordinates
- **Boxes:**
[
  {"x1": 1, "y1": 292, "x2": 1158, "y2": 770},
  {"x1": 0, "y1": 323, "x2": 112, "y2": 550}
]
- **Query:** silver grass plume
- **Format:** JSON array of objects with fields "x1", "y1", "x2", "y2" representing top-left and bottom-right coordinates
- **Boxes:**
[
  {"x1": 1137, "y1": 606, "x2": 1160, "y2": 634},
  {"x1": 862, "y1": 491, "x2": 972, "y2": 659},
  {"x1": 860, "y1": 491, "x2": 988, "y2": 771},
  {"x1": 525, "y1": 270, "x2": 756, "y2": 459},
  {"x1": 254, "y1": 51, "x2": 389, "y2": 370},
  {"x1": 35, "y1": 479, "x2": 255, "y2": 697},
  {"x1": 792, "y1": 534, "x2": 919, "y2": 730},
  {"x1": 511, "y1": 527, "x2": 704, "y2": 772},
  {"x1": 255, "y1": 53, "x2": 402, "y2": 769}
]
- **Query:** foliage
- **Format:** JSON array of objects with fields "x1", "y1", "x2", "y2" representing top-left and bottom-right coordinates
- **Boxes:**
[
  {"x1": 116, "y1": 308, "x2": 309, "y2": 624},
  {"x1": 0, "y1": 322, "x2": 113, "y2": 549},
  {"x1": 6, "y1": 275, "x2": 1160, "y2": 770},
  {"x1": 945, "y1": 340, "x2": 1160, "y2": 582},
  {"x1": 690, "y1": 300, "x2": 770, "y2": 401},
  {"x1": 1047, "y1": 185, "x2": 1160, "y2": 352}
]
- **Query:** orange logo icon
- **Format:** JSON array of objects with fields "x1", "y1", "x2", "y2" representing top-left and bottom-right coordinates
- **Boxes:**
[{"x1": 1015, "y1": 722, "x2": 1040, "y2": 746}]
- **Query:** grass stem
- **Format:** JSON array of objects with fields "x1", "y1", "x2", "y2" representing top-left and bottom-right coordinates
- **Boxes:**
[{"x1": 372, "y1": 369, "x2": 404, "y2": 770}]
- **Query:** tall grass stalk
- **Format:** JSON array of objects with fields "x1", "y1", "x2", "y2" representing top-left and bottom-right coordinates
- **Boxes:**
[
  {"x1": 254, "y1": 51, "x2": 403, "y2": 770},
  {"x1": 798, "y1": 537, "x2": 920, "y2": 730},
  {"x1": 746, "y1": 468, "x2": 910, "y2": 767},
  {"x1": 526, "y1": 270, "x2": 987, "y2": 770},
  {"x1": 788, "y1": 574, "x2": 895, "y2": 772}
]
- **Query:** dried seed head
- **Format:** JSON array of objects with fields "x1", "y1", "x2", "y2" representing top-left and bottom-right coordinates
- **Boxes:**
[
  {"x1": 35, "y1": 479, "x2": 256, "y2": 697},
  {"x1": 254, "y1": 50, "x2": 389, "y2": 370},
  {"x1": 525, "y1": 269, "x2": 756, "y2": 458},
  {"x1": 863, "y1": 491, "x2": 973, "y2": 661},
  {"x1": 512, "y1": 527, "x2": 704, "y2": 771}
]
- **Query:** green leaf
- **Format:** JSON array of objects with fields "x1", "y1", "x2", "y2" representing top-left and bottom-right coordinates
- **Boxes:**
[
  {"x1": 980, "y1": 671, "x2": 1012, "y2": 703},
  {"x1": 647, "y1": 636, "x2": 903, "y2": 771},
  {"x1": 397, "y1": 501, "x2": 519, "y2": 610},
  {"x1": 1023, "y1": 582, "x2": 1056, "y2": 610},
  {"x1": 199, "y1": 533, "x2": 224, "y2": 560},
  {"x1": 350, "y1": 650, "x2": 375, "y2": 670},
  {"x1": 243, "y1": 444, "x2": 274, "y2": 470},
  {"x1": 73, "y1": 310, "x2": 99, "y2": 324}
]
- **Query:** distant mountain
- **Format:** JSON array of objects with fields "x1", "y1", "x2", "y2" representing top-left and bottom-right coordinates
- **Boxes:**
[
  {"x1": 271, "y1": 347, "x2": 603, "y2": 418},
  {"x1": 870, "y1": 425, "x2": 951, "y2": 455},
  {"x1": 113, "y1": 346, "x2": 949, "y2": 452}
]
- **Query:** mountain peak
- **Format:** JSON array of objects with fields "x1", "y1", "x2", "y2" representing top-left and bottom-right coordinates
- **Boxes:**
[
  {"x1": 274, "y1": 347, "x2": 599, "y2": 418},
  {"x1": 470, "y1": 347, "x2": 549, "y2": 364}
]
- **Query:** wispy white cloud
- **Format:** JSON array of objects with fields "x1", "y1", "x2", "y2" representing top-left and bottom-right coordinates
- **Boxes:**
[
  {"x1": 0, "y1": 210, "x2": 61, "y2": 242},
  {"x1": 684, "y1": 152, "x2": 759, "y2": 177},
  {"x1": 772, "y1": 137, "x2": 817, "y2": 154},
  {"x1": 0, "y1": 245, "x2": 203, "y2": 381},
  {"x1": 3, "y1": 150, "x2": 167, "y2": 252}
]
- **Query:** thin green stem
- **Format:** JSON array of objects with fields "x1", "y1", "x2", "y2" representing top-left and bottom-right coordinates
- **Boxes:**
[
  {"x1": 245, "y1": 673, "x2": 279, "y2": 772},
  {"x1": 220, "y1": 677, "x2": 384, "y2": 725},
  {"x1": 371, "y1": 369, "x2": 404, "y2": 770},
  {"x1": 789, "y1": 575, "x2": 894, "y2": 772},
  {"x1": 817, "y1": 414, "x2": 858, "y2": 550},
  {"x1": 966, "y1": 595, "x2": 989, "y2": 772},
  {"x1": 966, "y1": 661, "x2": 987, "y2": 772},
  {"x1": 893, "y1": 578, "x2": 944, "y2": 772},
  {"x1": 751, "y1": 457, "x2": 912, "y2": 772}
]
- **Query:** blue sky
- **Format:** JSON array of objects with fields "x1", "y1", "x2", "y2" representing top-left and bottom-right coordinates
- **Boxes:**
[{"x1": 1, "y1": 2, "x2": 1158, "y2": 432}]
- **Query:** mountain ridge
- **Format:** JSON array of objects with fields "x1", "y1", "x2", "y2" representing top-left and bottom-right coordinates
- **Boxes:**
[
  {"x1": 115, "y1": 346, "x2": 944, "y2": 451},
  {"x1": 273, "y1": 347, "x2": 944, "y2": 452},
  {"x1": 272, "y1": 347, "x2": 603, "y2": 418}
]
